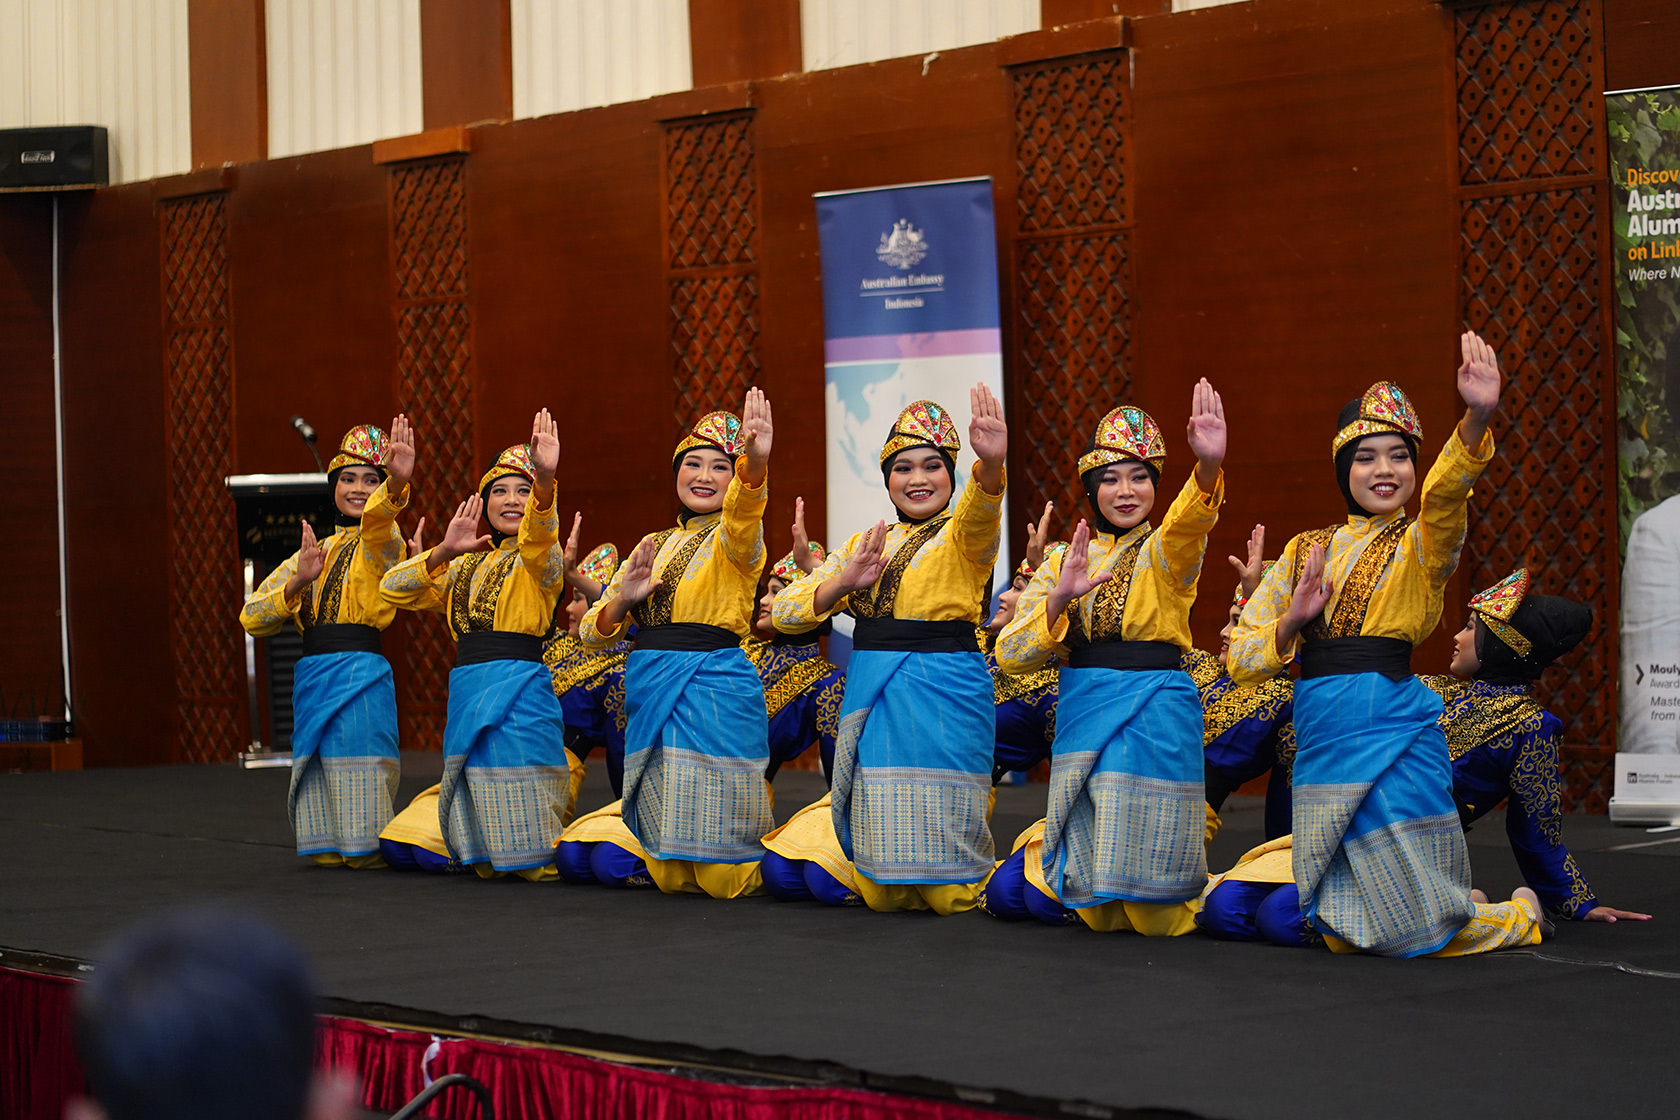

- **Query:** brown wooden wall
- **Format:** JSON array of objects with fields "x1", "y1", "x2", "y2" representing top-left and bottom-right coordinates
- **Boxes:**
[{"x1": 6, "y1": 0, "x2": 1661, "y2": 800}]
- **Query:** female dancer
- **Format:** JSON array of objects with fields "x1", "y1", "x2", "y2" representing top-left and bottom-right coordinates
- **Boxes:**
[
  {"x1": 239, "y1": 418, "x2": 414, "y2": 868},
  {"x1": 748, "y1": 523, "x2": 844, "y2": 783},
  {"x1": 1225, "y1": 333, "x2": 1541, "y2": 955},
  {"x1": 983, "y1": 383, "x2": 1226, "y2": 934},
  {"x1": 379, "y1": 412, "x2": 569, "y2": 881},
  {"x1": 767, "y1": 388, "x2": 1008, "y2": 914},
  {"x1": 560, "y1": 390, "x2": 774, "y2": 899},
  {"x1": 544, "y1": 539, "x2": 629, "y2": 797},
  {"x1": 984, "y1": 506, "x2": 1061, "y2": 784}
]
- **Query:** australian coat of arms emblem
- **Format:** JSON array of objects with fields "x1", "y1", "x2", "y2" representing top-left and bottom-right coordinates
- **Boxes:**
[{"x1": 876, "y1": 219, "x2": 928, "y2": 269}]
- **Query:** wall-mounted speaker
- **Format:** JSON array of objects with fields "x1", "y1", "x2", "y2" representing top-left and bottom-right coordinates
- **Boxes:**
[{"x1": 0, "y1": 126, "x2": 110, "y2": 192}]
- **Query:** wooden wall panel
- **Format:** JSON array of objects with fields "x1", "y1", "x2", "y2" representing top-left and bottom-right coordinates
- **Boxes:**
[
  {"x1": 688, "y1": 0, "x2": 802, "y2": 86},
  {"x1": 188, "y1": 0, "x2": 268, "y2": 167},
  {"x1": 1603, "y1": 0, "x2": 1680, "y2": 93},
  {"x1": 0, "y1": 195, "x2": 63, "y2": 725},
  {"x1": 421, "y1": 0, "x2": 514, "y2": 128},
  {"x1": 58, "y1": 185, "x2": 175, "y2": 767}
]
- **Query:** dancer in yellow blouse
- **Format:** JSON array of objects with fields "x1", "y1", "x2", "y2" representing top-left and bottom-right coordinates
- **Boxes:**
[
  {"x1": 379, "y1": 410, "x2": 569, "y2": 881},
  {"x1": 765, "y1": 387, "x2": 1007, "y2": 914},
  {"x1": 558, "y1": 389, "x2": 774, "y2": 900},
  {"x1": 239, "y1": 417, "x2": 415, "y2": 868},
  {"x1": 1225, "y1": 333, "x2": 1541, "y2": 956},
  {"x1": 981, "y1": 382, "x2": 1225, "y2": 934}
]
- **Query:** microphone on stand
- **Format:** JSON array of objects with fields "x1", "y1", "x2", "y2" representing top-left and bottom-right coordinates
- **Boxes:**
[{"x1": 290, "y1": 415, "x2": 323, "y2": 472}]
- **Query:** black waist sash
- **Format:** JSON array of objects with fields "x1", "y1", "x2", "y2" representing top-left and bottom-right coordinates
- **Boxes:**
[
  {"x1": 1301, "y1": 636, "x2": 1413, "y2": 681},
  {"x1": 851, "y1": 618, "x2": 976, "y2": 654},
  {"x1": 301, "y1": 623, "x2": 382, "y2": 658},
  {"x1": 1067, "y1": 639, "x2": 1180, "y2": 672},
  {"x1": 456, "y1": 632, "x2": 543, "y2": 666},
  {"x1": 636, "y1": 622, "x2": 741, "y2": 652}
]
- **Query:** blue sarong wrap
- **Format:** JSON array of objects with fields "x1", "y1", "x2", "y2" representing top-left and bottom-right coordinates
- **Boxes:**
[
  {"x1": 621, "y1": 647, "x2": 772, "y2": 863},
  {"x1": 287, "y1": 651, "x2": 400, "y2": 858},
  {"x1": 830, "y1": 649, "x2": 994, "y2": 885},
  {"x1": 439, "y1": 659, "x2": 568, "y2": 871},
  {"x1": 1292, "y1": 673, "x2": 1475, "y2": 957},
  {"x1": 1041, "y1": 668, "x2": 1207, "y2": 907}
]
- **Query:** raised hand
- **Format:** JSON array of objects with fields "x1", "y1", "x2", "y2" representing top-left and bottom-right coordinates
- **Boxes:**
[
  {"x1": 296, "y1": 520, "x2": 327, "y2": 582},
  {"x1": 838, "y1": 522, "x2": 888, "y2": 594},
  {"x1": 1457, "y1": 331, "x2": 1503, "y2": 420},
  {"x1": 560, "y1": 511, "x2": 583, "y2": 579},
  {"x1": 791, "y1": 497, "x2": 819, "y2": 574},
  {"x1": 407, "y1": 516, "x2": 427, "y2": 559},
  {"x1": 1025, "y1": 501, "x2": 1055, "y2": 572},
  {"x1": 1276, "y1": 543, "x2": 1332, "y2": 654},
  {"x1": 429, "y1": 496, "x2": 491, "y2": 572},
  {"x1": 616, "y1": 535, "x2": 665, "y2": 605},
  {"x1": 530, "y1": 408, "x2": 559, "y2": 486},
  {"x1": 1186, "y1": 378, "x2": 1226, "y2": 489},
  {"x1": 969, "y1": 383, "x2": 1008, "y2": 468},
  {"x1": 1227, "y1": 523, "x2": 1266, "y2": 598},
  {"x1": 387, "y1": 413, "x2": 415, "y2": 489},
  {"x1": 1049, "y1": 519, "x2": 1112, "y2": 615},
  {"x1": 742, "y1": 386, "x2": 774, "y2": 481}
]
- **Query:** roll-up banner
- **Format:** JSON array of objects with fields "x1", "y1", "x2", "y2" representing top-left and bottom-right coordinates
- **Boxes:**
[
  {"x1": 814, "y1": 177, "x2": 1010, "y2": 663},
  {"x1": 1611, "y1": 85, "x2": 1680, "y2": 822}
]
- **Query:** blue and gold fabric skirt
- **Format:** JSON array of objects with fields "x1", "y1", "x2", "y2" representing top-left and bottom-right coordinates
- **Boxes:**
[
  {"x1": 288, "y1": 650, "x2": 400, "y2": 859},
  {"x1": 1292, "y1": 672, "x2": 1475, "y2": 957},
  {"x1": 439, "y1": 659, "x2": 568, "y2": 872},
  {"x1": 621, "y1": 647, "x2": 772, "y2": 864},
  {"x1": 831, "y1": 649, "x2": 994, "y2": 886},
  {"x1": 1041, "y1": 668, "x2": 1206, "y2": 908}
]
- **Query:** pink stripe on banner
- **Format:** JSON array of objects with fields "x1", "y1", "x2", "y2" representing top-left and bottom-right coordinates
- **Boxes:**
[{"x1": 824, "y1": 329, "x2": 1002, "y2": 363}]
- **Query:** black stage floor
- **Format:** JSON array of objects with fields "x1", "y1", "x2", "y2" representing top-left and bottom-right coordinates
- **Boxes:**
[{"x1": 3, "y1": 755, "x2": 1677, "y2": 1120}]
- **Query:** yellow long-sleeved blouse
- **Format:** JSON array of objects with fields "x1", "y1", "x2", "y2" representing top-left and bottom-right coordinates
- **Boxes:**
[
  {"x1": 239, "y1": 480, "x2": 411, "y2": 635},
  {"x1": 995, "y1": 471, "x2": 1223, "y2": 672},
  {"x1": 1228, "y1": 426, "x2": 1493, "y2": 687},
  {"x1": 774, "y1": 469, "x2": 1005, "y2": 633},
  {"x1": 579, "y1": 460, "x2": 766, "y2": 646},
  {"x1": 379, "y1": 489, "x2": 565, "y2": 637}
]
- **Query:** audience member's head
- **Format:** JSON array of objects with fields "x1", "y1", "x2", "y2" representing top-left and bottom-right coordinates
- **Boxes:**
[{"x1": 68, "y1": 909, "x2": 353, "y2": 1120}]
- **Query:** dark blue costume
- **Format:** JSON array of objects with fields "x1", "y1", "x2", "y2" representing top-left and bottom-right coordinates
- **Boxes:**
[
  {"x1": 744, "y1": 635, "x2": 844, "y2": 782},
  {"x1": 984, "y1": 629, "x2": 1058, "y2": 782},
  {"x1": 1184, "y1": 649, "x2": 1295, "y2": 840},
  {"x1": 542, "y1": 633, "x2": 631, "y2": 795}
]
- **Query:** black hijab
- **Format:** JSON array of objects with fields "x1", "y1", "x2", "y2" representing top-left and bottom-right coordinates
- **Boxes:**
[{"x1": 1474, "y1": 593, "x2": 1593, "y2": 684}]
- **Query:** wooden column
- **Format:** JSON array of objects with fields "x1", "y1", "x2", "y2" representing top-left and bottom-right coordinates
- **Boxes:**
[
  {"x1": 688, "y1": 0, "x2": 801, "y2": 87},
  {"x1": 187, "y1": 0, "x2": 267, "y2": 167},
  {"x1": 1041, "y1": 0, "x2": 1168, "y2": 23},
  {"x1": 420, "y1": 0, "x2": 513, "y2": 128}
]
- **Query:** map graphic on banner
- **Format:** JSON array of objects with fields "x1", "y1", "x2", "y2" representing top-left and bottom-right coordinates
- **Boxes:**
[
  {"x1": 814, "y1": 178, "x2": 1010, "y2": 646},
  {"x1": 1610, "y1": 85, "x2": 1680, "y2": 819}
]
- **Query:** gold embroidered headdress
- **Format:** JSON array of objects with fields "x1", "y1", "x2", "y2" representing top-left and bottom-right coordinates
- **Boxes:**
[
  {"x1": 479, "y1": 444, "x2": 536, "y2": 493},
  {"x1": 1332, "y1": 381, "x2": 1423, "y2": 457},
  {"x1": 769, "y1": 543, "x2": 824, "y2": 584},
  {"x1": 673, "y1": 411, "x2": 744, "y2": 467},
  {"x1": 1077, "y1": 406, "x2": 1167, "y2": 477},
  {"x1": 879, "y1": 400, "x2": 962, "y2": 464},
  {"x1": 1017, "y1": 541, "x2": 1068, "y2": 581},
  {"x1": 327, "y1": 424, "x2": 390, "y2": 476},
  {"x1": 1468, "y1": 568, "x2": 1533, "y2": 658},
  {"x1": 577, "y1": 543, "x2": 619, "y2": 585}
]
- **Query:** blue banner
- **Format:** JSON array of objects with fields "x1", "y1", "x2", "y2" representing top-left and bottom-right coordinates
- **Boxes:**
[{"x1": 815, "y1": 177, "x2": 1010, "y2": 655}]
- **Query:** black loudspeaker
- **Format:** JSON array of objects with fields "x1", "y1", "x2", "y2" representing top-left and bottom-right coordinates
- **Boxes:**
[{"x1": 0, "y1": 126, "x2": 109, "y2": 191}]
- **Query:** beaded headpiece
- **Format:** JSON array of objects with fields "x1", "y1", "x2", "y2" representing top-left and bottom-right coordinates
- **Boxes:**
[
  {"x1": 1469, "y1": 568, "x2": 1533, "y2": 658},
  {"x1": 673, "y1": 411, "x2": 744, "y2": 467},
  {"x1": 880, "y1": 400, "x2": 962, "y2": 464},
  {"x1": 1077, "y1": 406, "x2": 1167, "y2": 477},
  {"x1": 1233, "y1": 561, "x2": 1275, "y2": 606},
  {"x1": 769, "y1": 542, "x2": 824, "y2": 585},
  {"x1": 479, "y1": 444, "x2": 536, "y2": 493},
  {"x1": 327, "y1": 424, "x2": 390, "y2": 476},
  {"x1": 577, "y1": 543, "x2": 619, "y2": 585},
  {"x1": 1332, "y1": 381, "x2": 1423, "y2": 457},
  {"x1": 1016, "y1": 541, "x2": 1068, "y2": 581}
]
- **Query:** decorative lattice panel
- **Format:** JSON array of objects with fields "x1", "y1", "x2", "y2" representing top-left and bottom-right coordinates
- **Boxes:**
[
  {"x1": 161, "y1": 194, "x2": 246, "y2": 763},
  {"x1": 1017, "y1": 234, "x2": 1133, "y2": 521},
  {"x1": 1012, "y1": 52, "x2": 1133, "y2": 550},
  {"x1": 1014, "y1": 55, "x2": 1127, "y2": 234},
  {"x1": 1456, "y1": 0, "x2": 1597, "y2": 187},
  {"x1": 664, "y1": 114, "x2": 759, "y2": 434},
  {"x1": 390, "y1": 157, "x2": 475, "y2": 752},
  {"x1": 1455, "y1": 0, "x2": 1608, "y2": 809}
]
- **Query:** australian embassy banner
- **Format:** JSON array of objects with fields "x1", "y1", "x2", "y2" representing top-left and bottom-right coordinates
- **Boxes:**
[
  {"x1": 1612, "y1": 85, "x2": 1680, "y2": 820},
  {"x1": 814, "y1": 177, "x2": 1011, "y2": 653}
]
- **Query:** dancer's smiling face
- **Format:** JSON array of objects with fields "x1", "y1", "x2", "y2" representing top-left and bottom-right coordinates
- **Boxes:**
[
  {"x1": 1450, "y1": 617, "x2": 1482, "y2": 677},
  {"x1": 886, "y1": 449, "x2": 952, "y2": 520},
  {"x1": 677, "y1": 449, "x2": 733, "y2": 515},
  {"x1": 1093, "y1": 461, "x2": 1155, "y2": 530},
  {"x1": 333, "y1": 466, "x2": 382, "y2": 519},
  {"x1": 1218, "y1": 591, "x2": 1244, "y2": 669},
  {"x1": 755, "y1": 577, "x2": 787, "y2": 640},
  {"x1": 565, "y1": 588, "x2": 589, "y2": 636},
  {"x1": 1347, "y1": 434, "x2": 1416, "y2": 515},
  {"x1": 988, "y1": 571, "x2": 1033, "y2": 632},
  {"x1": 485, "y1": 476, "x2": 530, "y2": 535}
]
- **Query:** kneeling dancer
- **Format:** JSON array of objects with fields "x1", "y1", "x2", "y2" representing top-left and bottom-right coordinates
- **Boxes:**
[{"x1": 983, "y1": 382, "x2": 1227, "y2": 933}]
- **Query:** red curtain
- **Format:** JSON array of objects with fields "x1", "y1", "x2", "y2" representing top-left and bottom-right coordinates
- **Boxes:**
[{"x1": 2, "y1": 968, "x2": 1015, "y2": 1120}]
